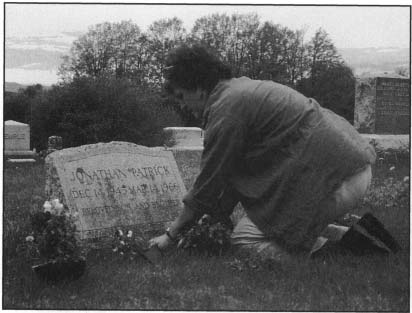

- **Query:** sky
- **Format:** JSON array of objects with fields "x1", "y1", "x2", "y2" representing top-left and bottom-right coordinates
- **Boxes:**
[{"x1": 5, "y1": 2, "x2": 411, "y2": 49}]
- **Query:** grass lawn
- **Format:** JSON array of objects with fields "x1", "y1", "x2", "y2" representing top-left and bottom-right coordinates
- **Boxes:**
[{"x1": 3, "y1": 158, "x2": 410, "y2": 311}]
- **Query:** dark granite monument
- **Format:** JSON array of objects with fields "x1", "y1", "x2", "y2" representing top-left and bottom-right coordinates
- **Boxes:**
[{"x1": 354, "y1": 75, "x2": 410, "y2": 134}]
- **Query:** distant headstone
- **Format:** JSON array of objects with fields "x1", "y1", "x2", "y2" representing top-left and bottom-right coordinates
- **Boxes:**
[
  {"x1": 45, "y1": 142, "x2": 186, "y2": 241},
  {"x1": 5, "y1": 120, "x2": 30, "y2": 151},
  {"x1": 47, "y1": 136, "x2": 63, "y2": 154},
  {"x1": 164, "y1": 127, "x2": 204, "y2": 147},
  {"x1": 354, "y1": 76, "x2": 410, "y2": 134}
]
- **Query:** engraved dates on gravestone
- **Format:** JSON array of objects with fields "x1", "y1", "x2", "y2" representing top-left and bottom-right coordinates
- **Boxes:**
[{"x1": 45, "y1": 142, "x2": 186, "y2": 241}]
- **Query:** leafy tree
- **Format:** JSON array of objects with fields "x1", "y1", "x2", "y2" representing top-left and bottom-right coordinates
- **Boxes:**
[
  {"x1": 30, "y1": 76, "x2": 183, "y2": 151},
  {"x1": 251, "y1": 22, "x2": 286, "y2": 81},
  {"x1": 297, "y1": 62, "x2": 356, "y2": 122},
  {"x1": 59, "y1": 21, "x2": 145, "y2": 83},
  {"x1": 225, "y1": 13, "x2": 260, "y2": 77},
  {"x1": 283, "y1": 28, "x2": 307, "y2": 87},
  {"x1": 295, "y1": 28, "x2": 356, "y2": 122},
  {"x1": 306, "y1": 28, "x2": 342, "y2": 86},
  {"x1": 191, "y1": 14, "x2": 232, "y2": 58},
  {"x1": 191, "y1": 13, "x2": 260, "y2": 77},
  {"x1": 4, "y1": 92, "x2": 30, "y2": 123},
  {"x1": 4, "y1": 84, "x2": 43, "y2": 124},
  {"x1": 146, "y1": 17, "x2": 187, "y2": 88},
  {"x1": 54, "y1": 17, "x2": 356, "y2": 133}
]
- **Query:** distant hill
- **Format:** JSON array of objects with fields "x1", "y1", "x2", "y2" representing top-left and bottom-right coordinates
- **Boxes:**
[
  {"x1": 5, "y1": 82, "x2": 27, "y2": 93},
  {"x1": 5, "y1": 82, "x2": 53, "y2": 93},
  {"x1": 339, "y1": 47, "x2": 409, "y2": 76}
]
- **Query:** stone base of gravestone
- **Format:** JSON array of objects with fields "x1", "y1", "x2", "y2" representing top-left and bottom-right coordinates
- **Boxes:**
[
  {"x1": 7, "y1": 158, "x2": 36, "y2": 164},
  {"x1": 45, "y1": 142, "x2": 187, "y2": 245},
  {"x1": 4, "y1": 150, "x2": 37, "y2": 158}
]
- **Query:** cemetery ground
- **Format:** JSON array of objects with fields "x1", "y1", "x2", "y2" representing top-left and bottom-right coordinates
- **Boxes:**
[{"x1": 3, "y1": 157, "x2": 409, "y2": 311}]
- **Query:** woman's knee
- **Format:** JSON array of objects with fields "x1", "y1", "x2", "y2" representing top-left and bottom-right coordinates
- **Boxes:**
[{"x1": 335, "y1": 165, "x2": 372, "y2": 211}]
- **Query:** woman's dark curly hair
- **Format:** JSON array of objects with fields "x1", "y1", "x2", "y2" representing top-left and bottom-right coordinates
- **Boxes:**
[{"x1": 164, "y1": 44, "x2": 232, "y2": 94}]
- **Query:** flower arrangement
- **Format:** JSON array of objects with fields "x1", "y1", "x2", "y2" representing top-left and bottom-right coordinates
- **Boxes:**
[
  {"x1": 112, "y1": 229, "x2": 147, "y2": 259},
  {"x1": 177, "y1": 214, "x2": 233, "y2": 256},
  {"x1": 112, "y1": 228, "x2": 162, "y2": 264},
  {"x1": 26, "y1": 199, "x2": 85, "y2": 281}
]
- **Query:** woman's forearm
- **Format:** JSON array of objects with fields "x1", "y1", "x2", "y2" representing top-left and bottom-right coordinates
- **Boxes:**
[{"x1": 167, "y1": 204, "x2": 198, "y2": 238}]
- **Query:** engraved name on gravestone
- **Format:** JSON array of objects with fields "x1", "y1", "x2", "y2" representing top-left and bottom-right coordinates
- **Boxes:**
[
  {"x1": 375, "y1": 77, "x2": 410, "y2": 134},
  {"x1": 45, "y1": 142, "x2": 186, "y2": 240}
]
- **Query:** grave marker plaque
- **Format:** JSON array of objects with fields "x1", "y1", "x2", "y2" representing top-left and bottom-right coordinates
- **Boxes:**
[
  {"x1": 45, "y1": 142, "x2": 186, "y2": 241},
  {"x1": 375, "y1": 77, "x2": 410, "y2": 134}
]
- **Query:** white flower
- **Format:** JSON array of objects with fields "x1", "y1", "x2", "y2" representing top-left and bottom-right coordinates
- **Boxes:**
[
  {"x1": 389, "y1": 166, "x2": 395, "y2": 171},
  {"x1": 198, "y1": 214, "x2": 210, "y2": 225},
  {"x1": 25, "y1": 235, "x2": 34, "y2": 242},
  {"x1": 127, "y1": 230, "x2": 133, "y2": 238},
  {"x1": 118, "y1": 229, "x2": 123, "y2": 236},
  {"x1": 43, "y1": 201, "x2": 52, "y2": 213},
  {"x1": 403, "y1": 176, "x2": 409, "y2": 183},
  {"x1": 54, "y1": 202, "x2": 64, "y2": 215},
  {"x1": 51, "y1": 198, "x2": 61, "y2": 207},
  {"x1": 112, "y1": 247, "x2": 118, "y2": 252},
  {"x1": 120, "y1": 240, "x2": 125, "y2": 245},
  {"x1": 120, "y1": 252, "x2": 124, "y2": 255}
]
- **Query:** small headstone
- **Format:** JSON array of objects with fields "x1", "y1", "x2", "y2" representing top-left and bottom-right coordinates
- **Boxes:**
[
  {"x1": 47, "y1": 136, "x2": 63, "y2": 154},
  {"x1": 354, "y1": 76, "x2": 410, "y2": 134},
  {"x1": 45, "y1": 142, "x2": 186, "y2": 242},
  {"x1": 5, "y1": 120, "x2": 30, "y2": 151}
]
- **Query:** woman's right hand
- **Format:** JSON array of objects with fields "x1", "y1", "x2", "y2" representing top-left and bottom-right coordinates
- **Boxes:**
[{"x1": 148, "y1": 233, "x2": 174, "y2": 250}]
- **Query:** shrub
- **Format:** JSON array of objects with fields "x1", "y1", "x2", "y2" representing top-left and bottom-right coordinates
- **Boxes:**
[
  {"x1": 30, "y1": 76, "x2": 183, "y2": 150},
  {"x1": 296, "y1": 63, "x2": 355, "y2": 123}
]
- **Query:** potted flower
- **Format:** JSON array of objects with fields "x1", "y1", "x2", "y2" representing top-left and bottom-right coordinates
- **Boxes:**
[{"x1": 26, "y1": 199, "x2": 86, "y2": 282}]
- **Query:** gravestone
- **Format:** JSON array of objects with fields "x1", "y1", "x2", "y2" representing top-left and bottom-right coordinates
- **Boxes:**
[
  {"x1": 45, "y1": 142, "x2": 186, "y2": 241},
  {"x1": 5, "y1": 120, "x2": 36, "y2": 161},
  {"x1": 5, "y1": 120, "x2": 30, "y2": 151},
  {"x1": 164, "y1": 127, "x2": 204, "y2": 147},
  {"x1": 375, "y1": 77, "x2": 410, "y2": 134},
  {"x1": 354, "y1": 75, "x2": 410, "y2": 134}
]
